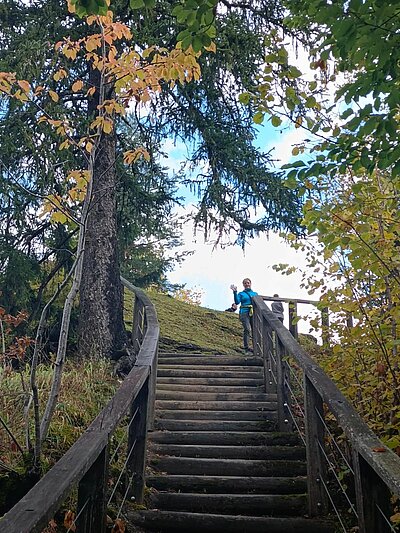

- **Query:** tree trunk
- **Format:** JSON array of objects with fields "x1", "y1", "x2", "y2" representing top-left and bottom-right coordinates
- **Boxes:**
[{"x1": 78, "y1": 124, "x2": 127, "y2": 359}]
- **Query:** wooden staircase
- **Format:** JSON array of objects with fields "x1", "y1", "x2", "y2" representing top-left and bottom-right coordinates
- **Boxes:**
[{"x1": 130, "y1": 351, "x2": 335, "y2": 532}]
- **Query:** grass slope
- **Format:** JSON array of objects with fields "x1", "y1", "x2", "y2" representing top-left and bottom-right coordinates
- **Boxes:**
[{"x1": 148, "y1": 290, "x2": 244, "y2": 354}]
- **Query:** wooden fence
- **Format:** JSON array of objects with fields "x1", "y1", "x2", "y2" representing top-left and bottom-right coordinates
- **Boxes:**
[
  {"x1": 0, "y1": 278, "x2": 159, "y2": 533},
  {"x1": 261, "y1": 294, "x2": 329, "y2": 344}
]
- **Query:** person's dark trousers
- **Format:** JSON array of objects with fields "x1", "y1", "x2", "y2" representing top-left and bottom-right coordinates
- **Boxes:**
[{"x1": 240, "y1": 312, "x2": 253, "y2": 350}]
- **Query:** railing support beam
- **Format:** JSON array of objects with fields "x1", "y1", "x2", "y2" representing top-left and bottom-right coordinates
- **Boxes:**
[
  {"x1": 128, "y1": 378, "x2": 149, "y2": 504},
  {"x1": 76, "y1": 445, "x2": 108, "y2": 533},
  {"x1": 288, "y1": 301, "x2": 298, "y2": 340},
  {"x1": 304, "y1": 376, "x2": 328, "y2": 516},
  {"x1": 353, "y1": 452, "x2": 392, "y2": 533}
]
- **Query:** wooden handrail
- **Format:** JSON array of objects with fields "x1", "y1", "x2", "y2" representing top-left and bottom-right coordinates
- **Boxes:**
[
  {"x1": 261, "y1": 295, "x2": 329, "y2": 345},
  {"x1": 253, "y1": 295, "x2": 400, "y2": 532},
  {"x1": 0, "y1": 278, "x2": 159, "y2": 533}
]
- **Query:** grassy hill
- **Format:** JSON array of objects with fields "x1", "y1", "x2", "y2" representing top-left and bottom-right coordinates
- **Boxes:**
[{"x1": 147, "y1": 290, "x2": 243, "y2": 354}]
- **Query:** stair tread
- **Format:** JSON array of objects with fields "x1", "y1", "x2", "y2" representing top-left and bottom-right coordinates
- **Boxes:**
[
  {"x1": 155, "y1": 409, "x2": 276, "y2": 421},
  {"x1": 150, "y1": 492, "x2": 307, "y2": 516},
  {"x1": 150, "y1": 456, "x2": 307, "y2": 477},
  {"x1": 154, "y1": 419, "x2": 276, "y2": 431},
  {"x1": 156, "y1": 392, "x2": 272, "y2": 400},
  {"x1": 155, "y1": 400, "x2": 277, "y2": 410},
  {"x1": 150, "y1": 443, "x2": 306, "y2": 459},
  {"x1": 146, "y1": 474, "x2": 308, "y2": 494},
  {"x1": 131, "y1": 510, "x2": 335, "y2": 532},
  {"x1": 157, "y1": 377, "x2": 266, "y2": 386},
  {"x1": 157, "y1": 356, "x2": 263, "y2": 366},
  {"x1": 150, "y1": 431, "x2": 301, "y2": 445}
]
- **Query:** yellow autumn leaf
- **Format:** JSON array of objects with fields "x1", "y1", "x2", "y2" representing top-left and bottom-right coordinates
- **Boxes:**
[
  {"x1": 14, "y1": 90, "x2": 29, "y2": 102},
  {"x1": 50, "y1": 210, "x2": 68, "y2": 224},
  {"x1": 85, "y1": 36, "x2": 101, "y2": 52},
  {"x1": 103, "y1": 119, "x2": 113, "y2": 134},
  {"x1": 72, "y1": 80, "x2": 84, "y2": 92},
  {"x1": 64, "y1": 48, "x2": 77, "y2": 60},
  {"x1": 17, "y1": 80, "x2": 31, "y2": 93},
  {"x1": 59, "y1": 140, "x2": 70, "y2": 151},
  {"x1": 85, "y1": 141, "x2": 94, "y2": 153},
  {"x1": 53, "y1": 69, "x2": 67, "y2": 81},
  {"x1": 205, "y1": 42, "x2": 216, "y2": 53},
  {"x1": 48, "y1": 90, "x2": 59, "y2": 102}
]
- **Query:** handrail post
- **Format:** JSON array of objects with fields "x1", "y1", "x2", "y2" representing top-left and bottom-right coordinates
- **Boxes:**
[
  {"x1": 304, "y1": 376, "x2": 328, "y2": 516},
  {"x1": 353, "y1": 451, "x2": 392, "y2": 533},
  {"x1": 128, "y1": 377, "x2": 149, "y2": 504},
  {"x1": 132, "y1": 296, "x2": 144, "y2": 355},
  {"x1": 76, "y1": 445, "x2": 109, "y2": 533},
  {"x1": 288, "y1": 301, "x2": 298, "y2": 340},
  {"x1": 263, "y1": 323, "x2": 276, "y2": 394},
  {"x1": 321, "y1": 307, "x2": 330, "y2": 347},
  {"x1": 275, "y1": 336, "x2": 290, "y2": 432},
  {"x1": 147, "y1": 340, "x2": 159, "y2": 430},
  {"x1": 252, "y1": 303, "x2": 263, "y2": 358}
]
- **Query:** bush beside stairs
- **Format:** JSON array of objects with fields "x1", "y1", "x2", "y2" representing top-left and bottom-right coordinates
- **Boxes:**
[{"x1": 129, "y1": 350, "x2": 335, "y2": 532}]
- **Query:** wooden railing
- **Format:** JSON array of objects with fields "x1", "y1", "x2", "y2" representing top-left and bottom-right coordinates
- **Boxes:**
[
  {"x1": 261, "y1": 294, "x2": 329, "y2": 344},
  {"x1": 0, "y1": 278, "x2": 159, "y2": 533},
  {"x1": 253, "y1": 295, "x2": 400, "y2": 533}
]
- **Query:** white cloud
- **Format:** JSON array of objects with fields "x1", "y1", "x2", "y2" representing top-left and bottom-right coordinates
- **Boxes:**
[
  {"x1": 167, "y1": 213, "x2": 321, "y2": 336},
  {"x1": 265, "y1": 125, "x2": 309, "y2": 165}
]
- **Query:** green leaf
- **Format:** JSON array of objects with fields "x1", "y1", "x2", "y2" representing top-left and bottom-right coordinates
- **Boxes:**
[
  {"x1": 253, "y1": 111, "x2": 265, "y2": 124},
  {"x1": 130, "y1": 0, "x2": 145, "y2": 9},
  {"x1": 172, "y1": 5, "x2": 184, "y2": 16},
  {"x1": 239, "y1": 92, "x2": 250, "y2": 105},
  {"x1": 271, "y1": 115, "x2": 282, "y2": 127},
  {"x1": 181, "y1": 35, "x2": 193, "y2": 50},
  {"x1": 177, "y1": 29, "x2": 190, "y2": 41},
  {"x1": 192, "y1": 36, "x2": 202, "y2": 52},
  {"x1": 288, "y1": 66, "x2": 302, "y2": 79},
  {"x1": 341, "y1": 108, "x2": 353, "y2": 119}
]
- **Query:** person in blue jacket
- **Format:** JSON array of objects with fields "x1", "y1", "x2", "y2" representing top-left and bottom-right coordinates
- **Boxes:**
[{"x1": 230, "y1": 278, "x2": 258, "y2": 353}]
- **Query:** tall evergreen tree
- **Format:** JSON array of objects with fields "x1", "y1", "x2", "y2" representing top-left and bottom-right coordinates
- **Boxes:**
[{"x1": 0, "y1": 0, "x2": 303, "y2": 361}]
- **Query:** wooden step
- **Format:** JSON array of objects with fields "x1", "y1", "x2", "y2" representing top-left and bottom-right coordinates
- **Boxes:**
[
  {"x1": 154, "y1": 419, "x2": 277, "y2": 432},
  {"x1": 156, "y1": 391, "x2": 273, "y2": 401},
  {"x1": 158, "y1": 364, "x2": 263, "y2": 372},
  {"x1": 146, "y1": 474, "x2": 307, "y2": 494},
  {"x1": 155, "y1": 400, "x2": 277, "y2": 411},
  {"x1": 150, "y1": 443, "x2": 306, "y2": 460},
  {"x1": 157, "y1": 356, "x2": 263, "y2": 366},
  {"x1": 155, "y1": 410, "x2": 275, "y2": 421},
  {"x1": 157, "y1": 377, "x2": 266, "y2": 386},
  {"x1": 150, "y1": 431, "x2": 301, "y2": 446},
  {"x1": 149, "y1": 492, "x2": 307, "y2": 516},
  {"x1": 149, "y1": 456, "x2": 307, "y2": 477},
  {"x1": 130, "y1": 510, "x2": 335, "y2": 532},
  {"x1": 156, "y1": 384, "x2": 265, "y2": 392},
  {"x1": 158, "y1": 352, "x2": 221, "y2": 357},
  {"x1": 157, "y1": 369, "x2": 263, "y2": 379}
]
